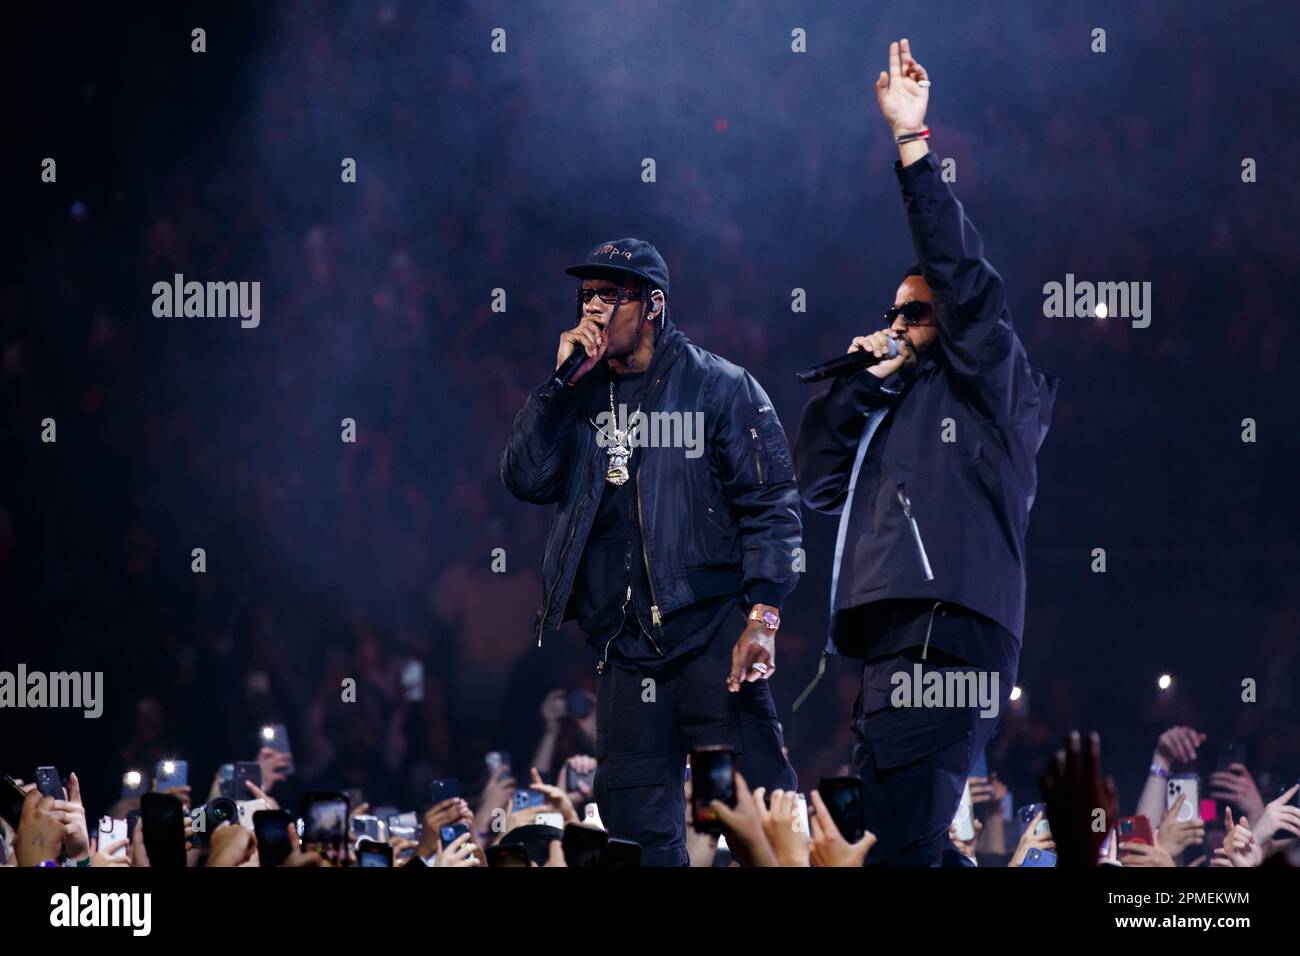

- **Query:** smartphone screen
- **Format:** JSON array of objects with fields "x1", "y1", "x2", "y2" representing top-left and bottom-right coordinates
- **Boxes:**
[
  {"x1": 690, "y1": 748, "x2": 736, "y2": 834},
  {"x1": 233, "y1": 761, "x2": 260, "y2": 800},
  {"x1": 357, "y1": 839, "x2": 393, "y2": 867},
  {"x1": 259, "y1": 724, "x2": 295, "y2": 775},
  {"x1": 818, "y1": 776, "x2": 865, "y2": 844},
  {"x1": 561, "y1": 822, "x2": 609, "y2": 867},
  {"x1": 140, "y1": 792, "x2": 187, "y2": 868},
  {"x1": 253, "y1": 809, "x2": 294, "y2": 867},
  {"x1": 154, "y1": 759, "x2": 188, "y2": 791},
  {"x1": 439, "y1": 823, "x2": 470, "y2": 847},
  {"x1": 300, "y1": 792, "x2": 349, "y2": 865}
]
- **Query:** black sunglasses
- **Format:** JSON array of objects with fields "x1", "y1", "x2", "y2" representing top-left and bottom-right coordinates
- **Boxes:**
[
  {"x1": 577, "y1": 285, "x2": 641, "y2": 306},
  {"x1": 885, "y1": 300, "x2": 933, "y2": 326}
]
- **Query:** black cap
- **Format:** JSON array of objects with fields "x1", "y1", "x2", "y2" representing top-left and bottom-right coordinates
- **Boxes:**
[{"x1": 565, "y1": 238, "x2": 669, "y2": 295}]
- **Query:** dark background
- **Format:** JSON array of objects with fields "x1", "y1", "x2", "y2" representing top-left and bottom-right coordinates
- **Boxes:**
[{"x1": 3, "y1": 1, "x2": 1297, "y2": 817}]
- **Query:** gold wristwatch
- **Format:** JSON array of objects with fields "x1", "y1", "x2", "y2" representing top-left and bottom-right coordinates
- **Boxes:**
[{"x1": 748, "y1": 606, "x2": 780, "y2": 632}]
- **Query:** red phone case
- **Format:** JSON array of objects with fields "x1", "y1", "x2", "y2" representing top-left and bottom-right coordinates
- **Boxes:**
[{"x1": 1118, "y1": 815, "x2": 1154, "y2": 846}]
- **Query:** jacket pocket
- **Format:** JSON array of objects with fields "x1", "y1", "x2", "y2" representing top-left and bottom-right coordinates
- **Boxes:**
[{"x1": 896, "y1": 483, "x2": 936, "y2": 581}]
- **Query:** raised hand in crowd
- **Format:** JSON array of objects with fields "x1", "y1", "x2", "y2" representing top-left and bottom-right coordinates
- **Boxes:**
[
  {"x1": 708, "y1": 772, "x2": 777, "y2": 867},
  {"x1": 809, "y1": 789, "x2": 876, "y2": 868},
  {"x1": 1209, "y1": 763, "x2": 1266, "y2": 825},
  {"x1": 754, "y1": 788, "x2": 810, "y2": 867},
  {"x1": 1008, "y1": 810, "x2": 1055, "y2": 867},
  {"x1": 1041, "y1": 731, "x2": 1119, "y2": 867},
  {"x1": 1156, "y1": 793, "x2": 1205, "y2": 860}
]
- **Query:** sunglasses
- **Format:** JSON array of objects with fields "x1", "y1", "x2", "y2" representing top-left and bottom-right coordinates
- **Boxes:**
[
  {"x1": 577, "y1": 285, "x2": 641, "y2": 306},
  {"x1": 885, "y1": 300, "x2": 933, "y2": 326}
]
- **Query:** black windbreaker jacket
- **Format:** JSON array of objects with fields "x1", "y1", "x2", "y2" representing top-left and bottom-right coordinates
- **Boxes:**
[
  {"x1": 794, "y1": 152, "x2": 1058, "y2": 651},
  {"x1": 501, "y1": 318, "x2": 802, "y2": 649}
]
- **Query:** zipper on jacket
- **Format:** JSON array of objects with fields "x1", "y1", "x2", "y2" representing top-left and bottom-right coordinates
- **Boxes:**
[
  {"x1": 635, "y1": 457, "x2": 665, "y2": 653},
  {"x1": 750, "y1": 427, "x2": 765, "y2": 485},
  {"x1": 896, "y1": 483, "x2": 935, "y2": 581}
]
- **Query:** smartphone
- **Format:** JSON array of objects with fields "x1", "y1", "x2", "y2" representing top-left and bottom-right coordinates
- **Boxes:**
[
  {"x1": 601, "y1": 837, "x2": 642, "y2": 867},
  {"x1": 154, "y1": 759, "x2": 188, "y2": 791},
  {"x1": 357, "y1": 839, "x2": 393, "y2": 867},
  {"x1": 1117, "y1": 814, "x2": 1155, "y2": 847},
  {"x1": 535, "y1": 812, "x2": 565, "y2": 830},
  {"x1": 35, "y1": 766, "x2": 65, "y2": 800},
  {"x1": 430, "y1": 778, "x2": 461, "y2": 804},
  {"x1": 562, "y1": 822, "x2": 609, "y2": 867},
  {"x1": 217, "y1": 764, "x2": 235, "y2": 799},
  {"x1": 140, "y1": 792, "x2": 187, "y2": 868},
  {"x1": 486, "y1": 844, "x2": 530, "y2": 867},
  {"x1": 2, "y1": 775, "x2": 26, "y2": 829},
  {"x1": 259, "y1": 724, "x2": 295, "y2": 775},
  {"x1": 485, "y1": 751, "x2": 511, "y2": 776},
  {"x1": 439, "y1": 823, "x2": 470, "y2": 847},
  {"x1": 1167, "y1": 774, "x2": 1200, "y2": 824},
  {"x1": 952, "y1": 781, "x2": 975, "y2": 841},
  {"x1": 120, "y1": 769, "x2": 148, "y2": 801},
  {"x1": 1022, "y1": 847, "x2": 1057, "y2": 867},
  {"x1": 817, "y1": 776, "x2": 865, "y2": 844},
  {"x1": 190, "y1": 797, "x2": 238, "y2": 849},
  {"x1": 350, "y1": 814, "x2": 386, "y2": 843},
  {"x1": 512, "y1": 788, "x2": 547, "y2": 812},
  {"x1": 232, "y1": 761, "x2": 260, "y2": 800},
  {"x1": 98, "y1": 816, "x2": 129, "y2": 858},
  {"x1": 565, "y1": 764, "x2": 595, "y2": 795},
  {"x1": 300, "y1": 792, "x2": 349, "y2": 863},
  {"x1": 1016, "y1": 802, "x2": 1049, "y2": 837},
  {"x1": 793, "y1": 793, "x2": 810, "y2": 835},
  {"x1": 237, "y1": 799, "x2": 266, "y2": 830},
  {"x1": 400, "y1": 660, "x2": 424, "y2": 702},
  {"x1": 253, "y1": 809, "x2": 295, "y2": 867},
  {"x1": 690, "y1": 747, "x2": 736, "y2": 835}
]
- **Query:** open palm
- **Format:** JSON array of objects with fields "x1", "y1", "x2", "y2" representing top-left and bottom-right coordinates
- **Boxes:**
[{"x1": 875, "y1": 38, "x2": 930, "y2": 133}]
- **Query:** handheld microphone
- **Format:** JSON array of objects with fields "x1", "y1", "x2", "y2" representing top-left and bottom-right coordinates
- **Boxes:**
[
  {"x1": 796, "y1": 337, "x2": 899, "y2": 383},
  {"x1": 552, "y1": 349, "x2": 588, "y2": 388}
]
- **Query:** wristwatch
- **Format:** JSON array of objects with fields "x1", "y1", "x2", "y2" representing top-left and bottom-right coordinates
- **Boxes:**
[{"x1": 748, "y1": 607, "x2": 780, "y2": 632}]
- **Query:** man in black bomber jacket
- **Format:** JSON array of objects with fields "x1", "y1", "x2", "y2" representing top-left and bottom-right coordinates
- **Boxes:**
[
  {"x1": 793, "y1": 41, "x2": 1058, "y2": 866},
  {"x1": 501, "y1": 238, "x2": 800, "y2": 866}
]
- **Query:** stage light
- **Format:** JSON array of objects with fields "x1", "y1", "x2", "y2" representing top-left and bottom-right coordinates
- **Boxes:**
[
  {"x1": 162, "y1": 760, "x2": 175, "y2": 775},
  {"x1": 262, "y1": 725, "x2": 275, "y2": 740},
  {"x1": 1157, "y1": 674, "x2": 1172, "y2": 690},
  {"x1": 1010, "y1": 685, "x2": 1022, "y2": 702},
  {"x1": 124, "y1": 770, "x2": 141, "y2": 788},
  {"x1": 1095, "y1": 302, "x2": 1108, "y2": 319}
]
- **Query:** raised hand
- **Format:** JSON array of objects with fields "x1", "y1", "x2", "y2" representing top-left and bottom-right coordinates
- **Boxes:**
[
  {"x1": 1153, "y1": 726, "x2": 1206, "y2": 769},
  {"x1": 754, "y1": 788, "x2": 811, "y2": 867},
  {"x1": 708, "y1": 773, "x2": 778, "y2": 867},
  {"x1": 1251, "y1": 784, "x2": 1300, "y2": 845},
  {"x1": 809, "y1": 789, "x2": 877, "y2": 867},
  {"x1": 1009, "y1": 810, "x2": 1056, "y2": 867},
  {"x1": 1222, "y1": 809, "x2": 1263, "y2": 868},
  {"x1": 874, "y1": 38, "x2": 930, "y2": 134},
  {"x1": 1157, "y1": 792, "x2": 1206, "y2": 857},
  {"x1": 1208, "y1": 763, "x2": 1265, "y2": 823},
  {"x1": 1041, "y1": 730, "x2": 1120, "y2": 867}
]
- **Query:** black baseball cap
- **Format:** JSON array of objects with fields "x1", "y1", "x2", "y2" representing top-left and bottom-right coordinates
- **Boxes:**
[{"x1": 565, "y1": 238, "x2": 669, "y2": 295}]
